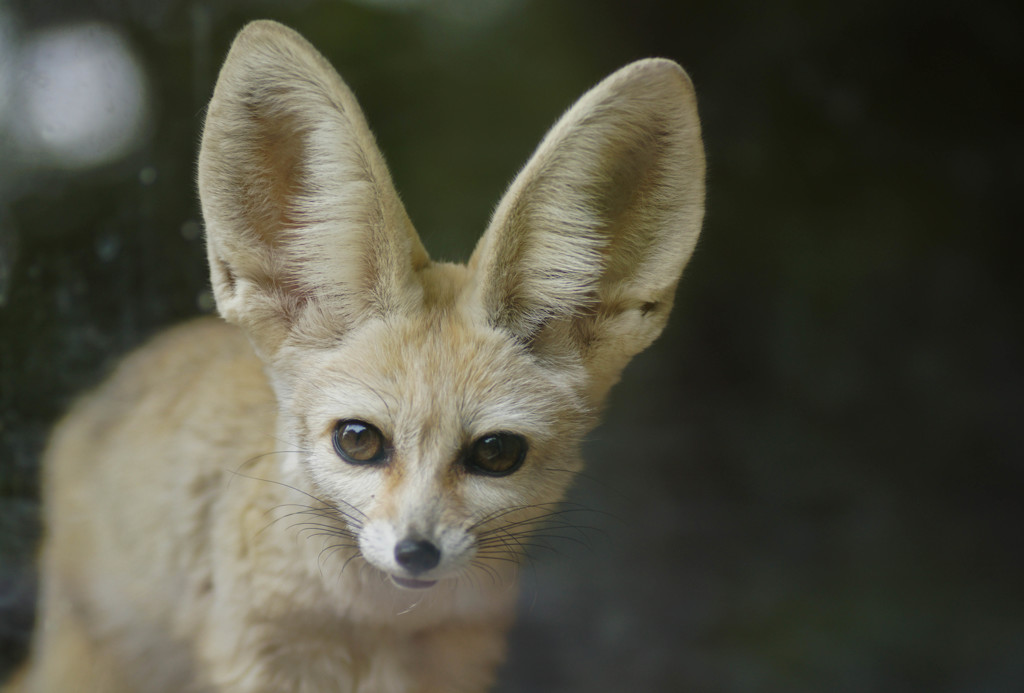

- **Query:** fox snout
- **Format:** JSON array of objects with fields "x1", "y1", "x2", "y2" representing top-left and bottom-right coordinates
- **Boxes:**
[
  {"x1": 394, "y1": 538, "x2": 441, "y2": 575},
  {"x1": 358, "y1": 515, "x2": 479, "y2": 589}
]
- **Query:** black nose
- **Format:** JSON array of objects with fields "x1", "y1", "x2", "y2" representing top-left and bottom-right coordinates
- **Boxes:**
[{"x1": 394, "y1": 538, "x2": 441, "y2": 575}]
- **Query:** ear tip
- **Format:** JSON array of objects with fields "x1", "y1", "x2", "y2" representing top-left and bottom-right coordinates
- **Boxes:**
[
  {"x1": 616, "y1": 58, "x2": 697, "y2": 97},
  {"x1": 230, "y1": 20, "x2": 312, "y2": 59},
  {"x1": 235, "y1": 19, "x2": 296, "y2": 42},
  {"x1": 218, "y1": 20, "x2": 332, "y2": 96},
  {"x1": 626, "y1": 57, "x2": 685, "y2": 73}
]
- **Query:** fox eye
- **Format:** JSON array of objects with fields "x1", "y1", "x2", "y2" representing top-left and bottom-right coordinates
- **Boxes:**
[
  {"x1": 332, "y1": 420, "x2": 387, "y2": 465},
  {"x1": 465, "y1": 432, "x2": 527, "y2": 476}
]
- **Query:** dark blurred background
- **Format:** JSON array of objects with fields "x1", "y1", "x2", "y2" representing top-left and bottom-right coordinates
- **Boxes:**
[{"x1": 1, "y1": 0, "x2": 1022, "y2": 690}]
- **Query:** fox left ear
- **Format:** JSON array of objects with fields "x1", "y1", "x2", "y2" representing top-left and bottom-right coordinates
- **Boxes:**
[
  {"x1": 198, "y1": 21, "x2": 429, "y2": 363},
  {"x1": 468, "y1": 59, "x2": 706, "y2": 400}
]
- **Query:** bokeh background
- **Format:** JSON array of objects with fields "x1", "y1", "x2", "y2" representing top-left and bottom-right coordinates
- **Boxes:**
[{"x1": 1, "y1": 0, "x2": 1021, "y2": 690}]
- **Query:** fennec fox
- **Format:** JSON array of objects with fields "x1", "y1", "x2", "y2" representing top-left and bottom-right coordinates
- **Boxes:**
[{"x1": 8, "y1": 19, "x2": 705, "y2": 693}]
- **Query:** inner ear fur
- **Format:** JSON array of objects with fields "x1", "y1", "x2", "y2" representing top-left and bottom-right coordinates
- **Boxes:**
[
  {"x1": 468, "y1": 59, "x2": 706, "y2": 393},
  {"x1": 199, "y1": 21, "x2": 428, "y2": 360}
]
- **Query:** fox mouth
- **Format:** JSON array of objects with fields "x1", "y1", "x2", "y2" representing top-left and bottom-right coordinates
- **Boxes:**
[{"x1": 391, "y1": 575, "x2": 438, "y2": 590}]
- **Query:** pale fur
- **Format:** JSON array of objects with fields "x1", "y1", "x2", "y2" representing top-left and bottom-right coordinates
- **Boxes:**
[{"x1": 8, "y1": 19, "x2": 705, "y2": 693}]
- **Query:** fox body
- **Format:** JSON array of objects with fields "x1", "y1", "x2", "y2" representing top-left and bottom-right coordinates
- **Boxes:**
[{"x1": 9, "y1": 20, "x2": 705, "y2": 693}]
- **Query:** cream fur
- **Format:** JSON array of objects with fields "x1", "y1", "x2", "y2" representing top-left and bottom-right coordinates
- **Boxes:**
[{"x1": 9, "y1": 19, "x2": 705, "y2": 693}]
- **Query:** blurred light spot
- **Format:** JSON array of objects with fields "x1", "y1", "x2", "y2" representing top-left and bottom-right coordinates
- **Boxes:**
[
  {"x1": 139, "y1": 165, "x2": 157, "y2": 185},
  {"x1": 197, "y1": 289, "x2": 215, "y2": 313},
  {"x1": 347, "y1": 0, "x2": 429, "y2": 10},
  {"x1": 95, "y1": 231, "x2": 120, "y2": 262},
  {"x1": 349, "y1": 0, "x2": 521, "y2": 27},
  {"x1": 180, "y1": 219, "x2": 201, "y2": 241},
  {"x1": 0, "y1": 209, "x2": 15, "y2": 308},
  {"x1": 0, "y1": 8, "x2": 16, "y2": 130},
  {"x1": 17, "y1": 23, "x2": 149, "y2": 169}
]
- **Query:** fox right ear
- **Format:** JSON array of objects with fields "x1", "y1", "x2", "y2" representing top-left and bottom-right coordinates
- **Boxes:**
[
  {"x1": 198, "y1": 21, "x2": 429, "y2": 362},
  {"x1": 468, "y1": 59, "x2": 705, "y2": 401}
]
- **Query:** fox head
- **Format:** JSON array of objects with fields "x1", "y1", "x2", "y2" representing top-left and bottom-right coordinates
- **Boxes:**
[{"x1": 198, "y1": 21, "x2": 704, "y2": 592}]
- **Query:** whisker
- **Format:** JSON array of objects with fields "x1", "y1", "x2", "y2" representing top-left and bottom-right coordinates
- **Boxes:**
[
  {"x1": 468, "y1": 499, "x2": 612, "y2": 585},
  {"x1": 477, "y1": 541, "x2": 560, "y2": 555},
  {"x1": 228, "y1": 470, "x2": 344, "y2": 509},
  {"x1": 282, "y1": 512, "x2": 363, "y2": 533},
  {"x1": 224, "y1": 451, "x2": 304, "y2": 489},
  {"x1": 291, "y1": 526, "x2": 360, "y2": 542},
  {"x1": 318, "y1": 542, "x2": 360, "y2": 570},
  {"x1": 487, "y1": 522, "x2": 608, "y2": 544},
  {"x1": 471, "y1": 501, "x2": 607, "y2": 533},
  {"x1": 282, "y1": 507, "x2": 366, "y2": 528},
  {"x1": 469, "y1": 559, "x2": 501, "y2": 586},
  {"x1": 471, "y1": 549, "x2": 526, "y2": 562},
  {"x1": 339, "y1": 550, "x2": 364, "y2": 576}
]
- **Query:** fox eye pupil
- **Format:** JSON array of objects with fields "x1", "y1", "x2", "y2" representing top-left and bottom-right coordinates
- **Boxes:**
[
  {"x1": 479, "y1": 436, "x2": 502, "y2": 460},
  {"x1": 333, "y1": 420, "x2": 386, "y2": 464},
  {"x1": 467, "y1": 433, "x2": 526, "y2": 476}
]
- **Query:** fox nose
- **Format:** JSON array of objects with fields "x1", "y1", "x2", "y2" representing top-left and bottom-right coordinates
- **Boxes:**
[{"x1": 394, "y1": 538, "x2": 441, "y2": 575}]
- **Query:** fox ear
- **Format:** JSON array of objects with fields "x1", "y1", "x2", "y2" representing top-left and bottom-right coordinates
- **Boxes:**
[
  {"x1": 198, "y1": 20, "x2": 429, "y2": 361},
  {"x1": 468, "y1": 59, "x2": 705, "y2": 400}
]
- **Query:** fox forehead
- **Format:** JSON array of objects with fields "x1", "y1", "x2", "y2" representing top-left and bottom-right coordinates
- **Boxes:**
[{"x1": 290, "y1": 310, "x2": 591, "y2": 449}]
